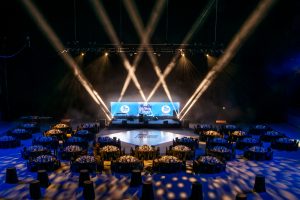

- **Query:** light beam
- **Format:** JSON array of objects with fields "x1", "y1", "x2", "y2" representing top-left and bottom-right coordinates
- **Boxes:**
[
  {"x1": 179, "y1": 0, "x2": 277, "y2": 120},
  {"x1": 146, "y1": 0, "x2": 216, "y2": 102},
  {"x1": 21, "y1": 0, "x2": 112, "y2": 120},
  {"x1": 90, "y1": 0, "x2": 147, "y2": 102}
]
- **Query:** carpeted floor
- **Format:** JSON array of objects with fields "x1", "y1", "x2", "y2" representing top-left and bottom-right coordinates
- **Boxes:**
[{"x1": 0, "y1": 123, "x2": 299, "y2": 199}]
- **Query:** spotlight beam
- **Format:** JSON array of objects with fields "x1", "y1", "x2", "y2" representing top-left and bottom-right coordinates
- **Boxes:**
[
  {"x1": 118, "y1": 0, "x2": 166, "y2": 102},
  {"x1": 123, "y1": 0, "x2": 178, "y2": 114},
  {"x1": 146, "y1": 0, "x2": 216, "y2": 102},
  {"x1": 90, "y1": 0, "x2": 147, "y2": 102},
  {"x1": 179, "y1": 0, "x2": 277, "y2": 120},
  {"x1": 21, "y1": 0, "x2": 112, "y2": 120}
]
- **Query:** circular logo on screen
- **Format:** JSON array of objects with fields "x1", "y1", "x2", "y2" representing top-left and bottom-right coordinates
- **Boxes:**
[
  {"x1": 161, "y1": 105, "x2": 171, "y2": 114},
  {"x1": 120, "y1": 105, "x2": 130, "y2": 113}
]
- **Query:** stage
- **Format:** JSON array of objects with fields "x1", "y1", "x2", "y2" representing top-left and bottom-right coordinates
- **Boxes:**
[
  {"x1": 106, "y1": 129, "x2": 186, "y2": 146},
  {"x1": 109, "y1": 118, "x2": 181, "y2": 128}
]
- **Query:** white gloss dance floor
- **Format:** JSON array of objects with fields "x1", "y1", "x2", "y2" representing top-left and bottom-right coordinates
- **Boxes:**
[{"x1": 107, "y1": 129, "x2": 186, "y2": 146}]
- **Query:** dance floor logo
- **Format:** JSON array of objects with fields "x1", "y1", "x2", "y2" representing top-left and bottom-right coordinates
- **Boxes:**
[{"x1": 135, "y1": 133, "x2": 158, "y2": 139}]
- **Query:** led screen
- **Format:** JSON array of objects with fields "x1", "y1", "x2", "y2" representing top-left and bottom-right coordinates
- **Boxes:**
[{"x1": 111, "y1": 102, "x2": 180, "y2": 117}]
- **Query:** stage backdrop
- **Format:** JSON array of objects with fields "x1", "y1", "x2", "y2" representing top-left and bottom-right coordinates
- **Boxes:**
[{"x1": 111, "y1": 102, "x2": 180, "y2": 117}]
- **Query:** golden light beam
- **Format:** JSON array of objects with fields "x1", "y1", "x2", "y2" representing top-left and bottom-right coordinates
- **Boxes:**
[
  {"x1": 179, "y1": 0, "x2": 277, "y2": 120},
  {"x1": 118, "y1": 0, "x2": 166, "y2": 102},
  {"x1": 21, "y1": 0, "x2": 112, "y2": 120},
  {"x1": 90, "y1": 0, "x2": 147, "y2": 102},
  {"x1": 123, "y1": 0, "x2": 178, "y2": 114},
  {"x1": 146, "y1": 0, "x2": 216, "y2": 102}
]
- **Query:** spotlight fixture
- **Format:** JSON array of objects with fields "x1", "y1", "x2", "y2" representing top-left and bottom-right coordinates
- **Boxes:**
[
  {"x1": 81, "y1": 52, "x2": 85, "y2": 56},
  {"x1": 206, "y1": 53, "x2": 209, "y2": 57},
  {"x1": 105, "y1": 52, "x2": 109, "y2": 56},
  {"x1": 181, "y1": 53, "x2": 185, "y2": 57}
]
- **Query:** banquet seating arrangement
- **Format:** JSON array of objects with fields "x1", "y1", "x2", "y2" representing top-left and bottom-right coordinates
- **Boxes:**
[
  {"x1": 236, "y1": 137, "x2": 262, "y2": 150},
  {"x1": 21, "y1": 145, "x2": 51, "y2": 159},
  {"x1": 243, "y1": 146, "x2": 273, "y2": 161},
  {"x1": 111, "y1": 155, "x2": 144, "y2": 173},
  {"x1": 166, "y1": 145, "x2": 194, "y2": 161},
  {"x1": 228, "y1": 130, "x2": 248, "y2": 142},
  {"x1": 65, "y1": 136, "x2": 88, "y2": 149},
  {"x1": 199, "y1": 130, "x2": 222, "y2": 142},
  {"x1": 249, "y1": 124, "x2": 272, "y2": 135},
  {"x1": 152, "y1": 156, "x2": 184, "y2": 173},
  {"x1": 44, "y1": 129, "x2": 67, "y2": 141},
  {"x1": 206, "y1": 137, "x2": 232, "y2": 149},
  {"x1": 7, "y1": 128, "x2": 32, "y2": 140},
  {"x1": 32, "y1": 136, "x2": 59, "y2": 149},
  {"x1": 94, "y1": 144, "x2": 124, "y2": 161},
  {"x1": 206, "y1": 145, "x2": 235, "y2": 161},
  {"x1": 70, "y1": 155, "x2": 102, "y2": 172},
  {"x1": 173, "y1": 137, "x2": 199, "y2": 150},
  {"x1": 193, "y1": 155, "x2": 226, "y2": 174},
  {"x1": 60, "y1": 145, "x2": 86, "y2": 160},
  {"x1": 260, "y1": 131, "x2": 286, "y2": 142},
  {"x1": 27, "y1": 155, "x2": 61, "y2": 172},
  {"x1": 0, "y1": 136, "x2": 21, "y2": 148},
  {"x1": 97, "y1": 136, "x2": 121, "y2": 148},
  {"x1": 74, "y1": 129, "x2": 94, "y2": 141},
  {"x1": 131, "y1": 145, "x2": 159, "y2": 160},
  {"x1": 52, "y1": 123, "x2": 72, "y2": 133},
  {"x1": 271, "y1": 138, "x2": 299, "y2": 151}
]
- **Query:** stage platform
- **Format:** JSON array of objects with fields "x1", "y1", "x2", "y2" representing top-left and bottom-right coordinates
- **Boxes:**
[
  {"x1": 109, "y1": 118, "x2": 181, "y2": 128},
  {"x1": 107, "y1": 129, "x2": 186, "y2": 146}
]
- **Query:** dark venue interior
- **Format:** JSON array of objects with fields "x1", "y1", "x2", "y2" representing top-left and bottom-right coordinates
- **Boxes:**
[{"x1": 0, "y1": 0, "x2": 299, "y2": 199}]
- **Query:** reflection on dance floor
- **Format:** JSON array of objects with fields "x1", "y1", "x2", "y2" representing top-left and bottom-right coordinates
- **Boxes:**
[{"x1": 107, "y1": 129, "x2": 185, "y2": 145}]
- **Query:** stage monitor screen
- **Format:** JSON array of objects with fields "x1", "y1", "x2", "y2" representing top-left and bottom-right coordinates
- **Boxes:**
[{"x1": 111, "y1": 102, "x2": 180, "y2": 117}]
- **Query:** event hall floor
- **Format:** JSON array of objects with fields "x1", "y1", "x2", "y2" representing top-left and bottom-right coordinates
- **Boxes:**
[{"x1": 0, "y1": 123, "x2": 299, "y2": 199}]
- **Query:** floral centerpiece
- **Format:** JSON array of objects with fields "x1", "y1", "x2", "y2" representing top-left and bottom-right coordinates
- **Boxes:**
[
  {"x1": 241, "y1": 138, "x2": 259, "y2": 144},
  {"x1": 277, "y1": 138, "x2": 294, "y2": 144},
  {"x1": 212, "y1": 138, "x2": 227, "y2": 144},
  {"x1": 204, "y1": 130, "x2": 221, "y2": 136},
  {"x1": 35, "y1": 136, "x2": 53, "y2": 143},
  {"x1": 212, "y1": 146, "x2": 231, "y2": 153},
  {"x1": 64, "y1": 145, "x2": 82, "y2": 153},
  {"x1": 248, "y1": 146, "x2": 267, "y2": 153},
  {"x1": 198, "y1": 156, "x2": 222, "y2": 165},
  {"x1": 82, "y1": 123, "x2": 96, "y2": 129},
  {"x1": 75, "y1": 155, "x2": 95, "y2": 164},
  {"x1": 177, "y1": 137, "x2": 194, "y2": 143},
  {"x1": 76, "y1": 130, "x2": 89, "y2": 135},
  {"x1": 67, "y1": 137, "x2": 84, "y2": 143},
  {"x1": 225, "y1": 125, "x2": 237, "y2": 129},
  {"x1": 53, "y1": 123, "x2": 69, "y2": 129},
  {"x1": 98, "y1": 136, "x2": 114, "y2": 142},
  {"x1": 265, "y1": 131, "x2": 281, "y2": 136},
  {"x1": 0, "y1": 136, "x2": 15, "y2": 142},
  {"x1": 172, "y1": 145, "x2": 191, "y2": 152},
  {"x1": 22, "y1": 123, "x2": 36, "y2": 128},
  {"x1": 46, "y1": 129, "x2": 63, "y2": 135},
  {"x1": 27, "y1": 145, "x2": 47, "y2": 152},
  {"x1": 232, "y1": 131, "x2": 246, "y2": 137},
  {"x1": 158, "y1": 156, "x2": 181, "y2": 163},
  {"x1": 117, "y1": 155, "x2": 139, "y2": 163},
  {"x1": 199, "y1": 124, "x2": 211, "y2": 129},
  {"x1": 35, "y1": 155, "x2": 56, "y2": 163},
  {"x1": 137, "y1": 145, "x2": 155, "y2": 152},
  {"x1": 100, "y1": 145, "x2": 119, "y2": 152},
  {"x1": 255, "y1": 125, "x2": 267, "y2": 129},
  {"x1": 12, "y1": 128, "x2": 27, "y2": 134}
]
